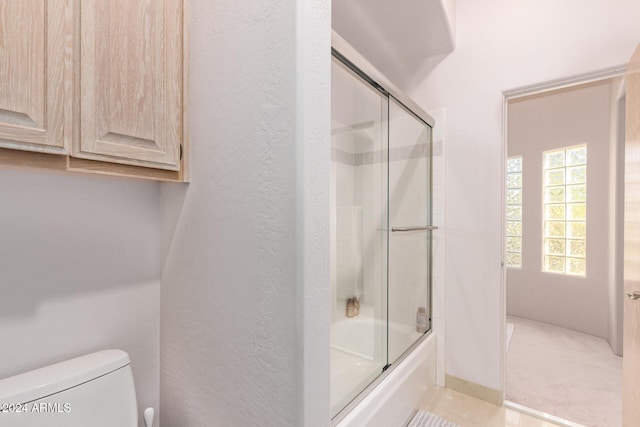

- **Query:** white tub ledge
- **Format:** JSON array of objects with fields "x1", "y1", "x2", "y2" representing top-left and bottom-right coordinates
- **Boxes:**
[{"x1": 335, "y1": 332, "x2": 437, "y2": 427}]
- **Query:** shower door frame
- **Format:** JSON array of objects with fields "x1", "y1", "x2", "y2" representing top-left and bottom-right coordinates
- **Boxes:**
[
  {"x1": 331, "y1": 36, "x2": 434, "y2": 130},
  {"x1": 330, "y1": 30, "x2": 436, "y2": 425}
]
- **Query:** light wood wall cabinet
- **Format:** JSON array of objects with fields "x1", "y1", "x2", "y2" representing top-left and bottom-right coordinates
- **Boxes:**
[
  {"x1": 0, "y1": 1, "x2": 68, "y2": 154},
  {"x1": 0, "y1": 0, "x2": 188, "y2": 181}
]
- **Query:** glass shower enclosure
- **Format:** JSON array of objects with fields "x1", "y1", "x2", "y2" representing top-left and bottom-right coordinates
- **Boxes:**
[{"x1": 330, "y1": 44, "x2": 435, "y2": 419}]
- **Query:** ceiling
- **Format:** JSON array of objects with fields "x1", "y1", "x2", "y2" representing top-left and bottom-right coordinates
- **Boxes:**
[{"x1": 332, "y1": 0, "x2": 456, "y2": 88}]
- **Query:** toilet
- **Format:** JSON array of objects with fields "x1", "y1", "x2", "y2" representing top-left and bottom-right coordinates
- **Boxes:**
[{"x1": 0, "y1": 350, "x2": 138, "y2": 427}]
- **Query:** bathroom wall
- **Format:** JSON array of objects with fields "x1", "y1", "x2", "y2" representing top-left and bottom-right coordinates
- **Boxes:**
[
  {"x1": 507, "y1": 81, "x2": 612, "y2": 339},
  {"x1": 0, "y1": 168, "x2": 161, "y2": 427},
  {"x1": 408, "y1": 0, "x2": 640, "y2": 392},
  {"x1": 441, "y1": 0, "x2": 456, "y2": 41},
  {"x1": 160, "y1": 0, "x2": 330, "y2": 426}
]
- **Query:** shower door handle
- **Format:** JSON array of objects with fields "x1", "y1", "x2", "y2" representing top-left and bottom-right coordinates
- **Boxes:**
[{"x1": 391, "y1": 226, "x2": 439, "y2": 232}]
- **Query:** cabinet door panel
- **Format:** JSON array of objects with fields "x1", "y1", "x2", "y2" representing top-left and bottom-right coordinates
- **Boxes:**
[
  {"x1": 0, "y1": 0, "x2": 66, "y2": 153},
  {"x1": 78, "y1": 0, "x2": 182, "y2": 171}
]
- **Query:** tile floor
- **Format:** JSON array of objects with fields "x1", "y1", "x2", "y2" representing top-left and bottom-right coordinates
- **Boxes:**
[{"x1": 418, "y1": 386, "x2": 565, "y2": 427}]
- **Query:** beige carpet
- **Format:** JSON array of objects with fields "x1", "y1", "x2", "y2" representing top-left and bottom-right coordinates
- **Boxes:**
[{"x1": 506, "y1": 316, "x2": 622, "y2": 427}]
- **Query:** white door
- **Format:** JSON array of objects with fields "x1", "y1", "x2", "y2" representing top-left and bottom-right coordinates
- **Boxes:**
[{"x1": 623, "y1": 43, "x2": 640, "y2": 427}]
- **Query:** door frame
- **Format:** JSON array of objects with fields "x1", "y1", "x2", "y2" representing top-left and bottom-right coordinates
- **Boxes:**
[{"x1": 499, "y1": 64, "x2": 627, "y2": 401}]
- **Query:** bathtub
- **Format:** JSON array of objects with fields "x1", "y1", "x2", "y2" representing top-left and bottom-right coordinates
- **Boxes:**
[{"x1": 331, "y1": 315, "x2": 437, "y2": 427}]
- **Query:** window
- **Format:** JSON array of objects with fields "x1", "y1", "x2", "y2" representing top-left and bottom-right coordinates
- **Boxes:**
[
  {"x1": 542, "y1": 145, "x2": 587, "y2": 275},
  {"x1": 506, "y1": 156, "x2": 523, "y2": 268}
]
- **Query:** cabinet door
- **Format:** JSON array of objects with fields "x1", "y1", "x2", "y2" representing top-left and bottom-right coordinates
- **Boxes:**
[
  {"x1": 77, "y1": 0, "x2": 182, "y2": 171},
  {"x1": 0, "y1": 0, "x2": 67, "y2": 153}
]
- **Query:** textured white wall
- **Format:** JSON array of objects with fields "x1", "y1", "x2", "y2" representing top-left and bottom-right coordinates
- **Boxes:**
[
  {"x1": 408, "y1": 0, "x2": 640, "y2": 391},
  {"x1": 297, "y1": 0, "x2": 331, "y2": 421},
  {"x1": 507, "y1": 81, "x2": 612, "y2": 339},
  {"x1": 160, "y1": 0, "x2": 330, "y2": 425},
  {"x1": 0, "y1": 168, "x2": 161, "y2": 427}
]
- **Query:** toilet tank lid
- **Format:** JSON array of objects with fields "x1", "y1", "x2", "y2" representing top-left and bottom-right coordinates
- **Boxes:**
[{"x1": 0, "y1": 350, "x2": 131, "y2": 404}]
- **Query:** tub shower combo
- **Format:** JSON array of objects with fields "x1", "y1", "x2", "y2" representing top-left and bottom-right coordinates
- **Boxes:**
[{"x1": 330, "y1": 33, "x2": 437, "y2": 425}]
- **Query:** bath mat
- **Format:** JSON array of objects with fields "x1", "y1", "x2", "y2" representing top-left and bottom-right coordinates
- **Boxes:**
[{"x1": 407, "y1": 410, "x2": 460, "y2": 427}]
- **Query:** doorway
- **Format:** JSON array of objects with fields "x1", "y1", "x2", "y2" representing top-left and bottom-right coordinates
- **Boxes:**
[{"x1": 502, "y1": 75, "x2": 626, "y2": 427}]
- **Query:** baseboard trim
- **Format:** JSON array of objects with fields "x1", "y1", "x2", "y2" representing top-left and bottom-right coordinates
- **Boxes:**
[
  {"x1": 444, "y1": 375, "x2": 502, "y2": 406},
  {"x1": 503, "y1": 400, "x2": 585, "y2": 427}
]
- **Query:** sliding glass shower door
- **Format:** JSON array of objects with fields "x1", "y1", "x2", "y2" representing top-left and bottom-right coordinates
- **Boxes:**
[
  {"x1": 330, "y1": 54, "x2": 433, "y2": 419},
  {"x1": 387, "y1": 98, "x2": 432, "y2": 364},
  {"x1": 330, "y1": 57, "x2": 388, "y2": 417}
]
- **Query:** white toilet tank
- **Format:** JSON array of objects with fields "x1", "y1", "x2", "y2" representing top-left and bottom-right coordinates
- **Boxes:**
[{"x1": 0, "y1": 350, "x2": 137, "y2": 427}]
